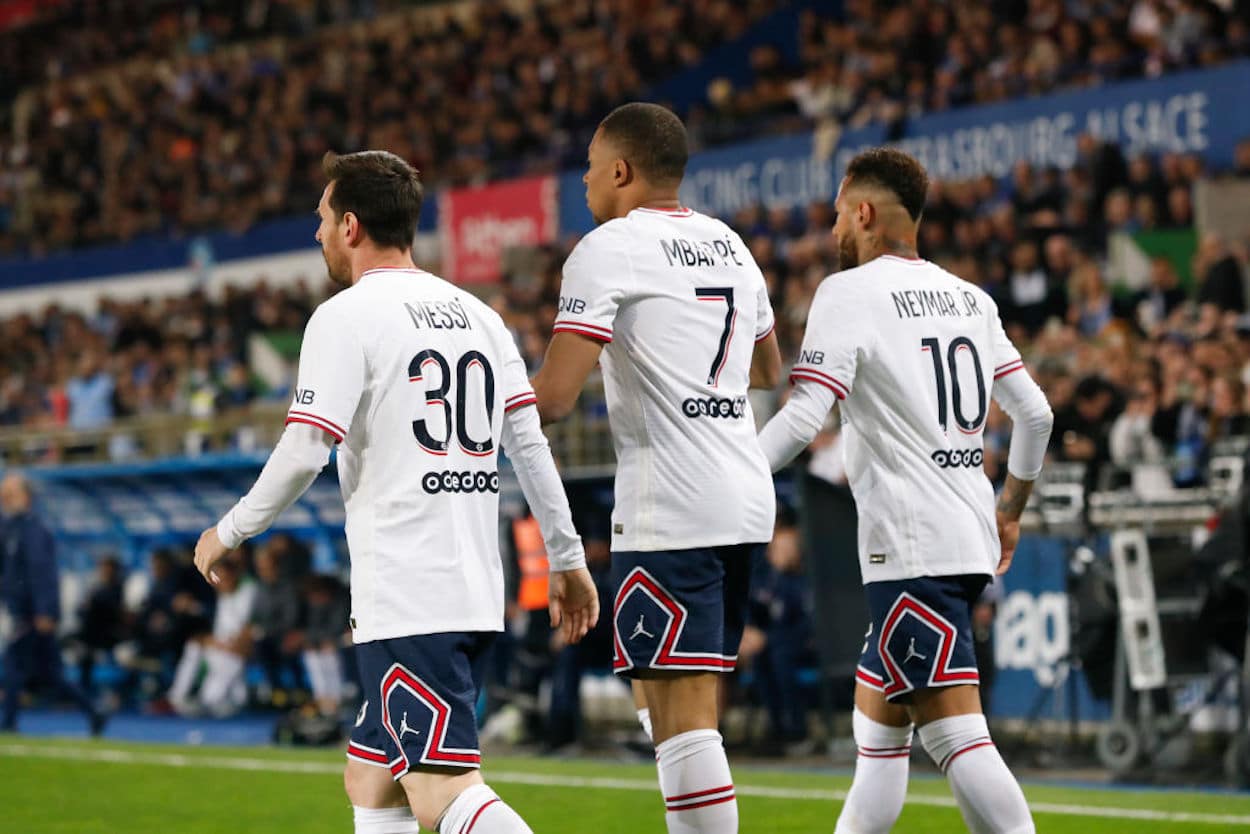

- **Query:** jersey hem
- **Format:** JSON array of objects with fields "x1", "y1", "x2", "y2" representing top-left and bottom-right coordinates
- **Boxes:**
[
  {"x1": 351, "y1": 622, "x2": 505, "y2": 644},
  {"x1": 610, "y1": 534, "x2": 772, "y2": 553}
]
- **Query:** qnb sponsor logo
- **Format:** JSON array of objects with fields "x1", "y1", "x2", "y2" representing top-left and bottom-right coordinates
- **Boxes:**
[
  {"x1": 422, "y1": 470, "x2": 501, "y2": 495},
  {"x1": 682, "y1": 396, "x2": 747, "y2": 419},
  {"x1": 930, "y1": 448, "x2": 984, "y2": 469}
]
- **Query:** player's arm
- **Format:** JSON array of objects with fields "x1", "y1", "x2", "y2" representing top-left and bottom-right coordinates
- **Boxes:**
[
  {"x1": 534, "y1": 233, "x2": 623, "y2": 424},
  {"x1": 501, "y1": 403, "x2": 599, "y2": 643},
  {"x1": 750, "y1": 272, "x2": 781, "y2": 389},
  {"x1": 989, "y1": 340, "x2": 1054, "y2": 576},
  {"x1": 758, "y1": 279, "x2": 855, "y2": 470},
  {"x1": 195, "y1": 304, "x2": 364, "y2": 584},
  {"x1": 750, "y1": 329, "x2": 782, "y2": 389},
  {"x1": 531, "y1": 332, "x2": 605, "y2": 425},
  {"x1": 498, "y1": 324, "x2": 598, "y2": 643},
  {"x1": 195, "y1": 423, "x2": 335, "y2": 584}
]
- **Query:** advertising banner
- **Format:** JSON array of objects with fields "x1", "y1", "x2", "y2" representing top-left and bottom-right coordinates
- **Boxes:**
[{"x1": 439, "y1": 175, "x2": 558, "y2": 284}]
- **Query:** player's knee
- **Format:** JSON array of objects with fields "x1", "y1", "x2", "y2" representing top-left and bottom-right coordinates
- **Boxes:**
[
  {"x1": 344, "y1": 760, "x2": 404, "y2": 809},
  {"x1": 916, "y1": 712, "x2": 991, "y2": 772}
]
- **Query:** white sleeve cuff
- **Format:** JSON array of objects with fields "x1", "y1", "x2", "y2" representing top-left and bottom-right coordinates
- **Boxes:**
[
  {"x1": 501, "y1": 404, "x2": 586, "y2": 572},
  {"x1": 993, "y1": 368, "x2": 1054, "y2": 481},
  {"x1": 758, "y1": 379, "x2": 837, "y2": 472},
  {"x1": 216, "y1": 422, "x2": 334, "y2": 548}
]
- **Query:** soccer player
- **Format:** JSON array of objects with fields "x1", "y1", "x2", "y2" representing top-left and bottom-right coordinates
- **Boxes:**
[
  {"x1": 758, "y1": 148, "x2": 1053, "y2": 834},
  {"x1": 193, "y1": 151, "x2": 599, "y2": 834},
  {"x1": 532, "y1": 102, "x2": 781, "y2": 834}
]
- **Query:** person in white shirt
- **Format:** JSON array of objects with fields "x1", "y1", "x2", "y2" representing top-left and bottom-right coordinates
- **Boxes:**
[
  {"x1": 194, "y1": 151, "x2": 598, "y2": 834},
  {"x1": 758, "y1": 148, "x2": 1053, "y2": 834},
  {"x1": 532, "y1": 102, "x2": 781, "y2": 834},
  {"x1": 168, "y1": 556, "x2": 256, "y2": 717}
]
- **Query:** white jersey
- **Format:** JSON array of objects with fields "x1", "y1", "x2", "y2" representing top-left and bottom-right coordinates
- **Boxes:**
[
  {"x1": 791, "y1": 255, "x2": 1026, "y2": 583},
  {"x1": 287, "y1": 267, "x2": 538, "y2": 643},
  {"x1": 554, "y1": 206, "x2": 776, "y2": 551}
]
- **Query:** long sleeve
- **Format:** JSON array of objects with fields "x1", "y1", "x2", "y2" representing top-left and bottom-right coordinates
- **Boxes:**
[
  {"x1": 991, "y1": 368, "x2": 1054, "y2": 481},
  {"x1": 757, "y1": 380, "x2": 839, "y2": 472},
  {"x1": 501, "y1": 404, "x2": 586, "y2": 572},
  {"x1": 216, "y1": 423, "x2": 335, "y2": 549},
  {"x1": 28, "y1": 523, "x2": 60, "y2": 621}
]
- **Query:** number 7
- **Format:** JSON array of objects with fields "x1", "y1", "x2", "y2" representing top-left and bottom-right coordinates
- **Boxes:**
[{"x1": 695, "y1": 287, "x2": 736, "y2": 387}]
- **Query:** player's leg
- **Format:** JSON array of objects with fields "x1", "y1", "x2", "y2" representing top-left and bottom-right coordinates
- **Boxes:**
[
  {"x1": 912, "y1": 684, "x2": 1033, "y2": 834},
  {"x1": 613, "y1": 545, "x2": 756, "y2": 834},
  {"x1": 890, "y1": 576, "x2": 1033, "y2": 834},
  {"x1": 374, "y1": 633, "x2": 531, "y2": 833},
  {"x1": 632, "y1": 679, "x2": 653, "y2": 742},
  {"x1": 344, "y1": 758, "x2": 419, "y2": 834},
  {"x1": 833, "y1": 681, "x2": 913, "y2": 834},
  {"x1": 347, "y1": 654, "x2": 420, "y2": 833}
]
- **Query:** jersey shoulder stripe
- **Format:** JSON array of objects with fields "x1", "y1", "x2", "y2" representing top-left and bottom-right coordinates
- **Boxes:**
[{"x1": 790, "y1": 366, "x2": 849, "y2": 399}]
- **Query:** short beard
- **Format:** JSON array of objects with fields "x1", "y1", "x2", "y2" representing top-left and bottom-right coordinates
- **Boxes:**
[
  {"x1": 323, "y1": 251, "x2": 351, "y2": 287},
  {"x1": 837, "y1": 234, "x2": 859, "y2": 270}
]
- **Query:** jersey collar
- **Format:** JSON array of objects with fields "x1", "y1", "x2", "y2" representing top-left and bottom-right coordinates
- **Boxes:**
[
  {"x1": 632, "y1": 206, "x2": 695, "y2": 218},
  {"x1": 359, "y1": 266, "x2": 427, "y2": 280}
]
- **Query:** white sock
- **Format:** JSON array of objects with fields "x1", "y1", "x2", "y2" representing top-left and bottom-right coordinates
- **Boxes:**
[
  {"x1": 637, "y1": 708, "x2": 653, "y2": 742},
  {"x1": 834, "y1": 709, "x2": 912, "y2": 834},
  {"x1": 655, "y1": 729, "x2": 737, "y2": 834},
  {"x1": 436, "y1": 783, "x2": 532, "y2": 834},
  {"x1": 918, "y1": 714, "x2": 1034, "y2": 834},
  {"x1": 354, "y1": 805, "x2": 420, "y2": 833}
]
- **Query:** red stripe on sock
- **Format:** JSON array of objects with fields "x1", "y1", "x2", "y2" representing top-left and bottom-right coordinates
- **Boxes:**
[
  {"x1": 858, "y1": 745, "x2": 911, "y2": 752},
  {"x1": 665, "y1": 784, "x2": 734, "y2": 803},
  {"x1": 943, "y1": 741, "x2": 995, "y2": 771},
  {"x1": 667, "y1": 794, "x2": 737, "y2": 812},
  {"x1": 461, "y1": 799, "x2": 500, "y2": 834},
  {"x1": 858, "y1": 751, "x2": 911, "y2": 759}
]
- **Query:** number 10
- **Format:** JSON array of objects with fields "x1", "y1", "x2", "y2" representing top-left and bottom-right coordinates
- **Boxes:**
[{"x1": 921, "y1": 337, "x2": 987, "y2": 434}]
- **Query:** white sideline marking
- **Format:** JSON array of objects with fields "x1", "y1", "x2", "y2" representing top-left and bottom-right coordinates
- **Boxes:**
[{"x1": 1, "y1": 743, "x2": 1248, "y2": 826}]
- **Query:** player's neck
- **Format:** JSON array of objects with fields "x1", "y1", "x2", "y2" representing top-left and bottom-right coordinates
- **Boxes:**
[
  {"x1": 627, "y1": 192, "x2": 684, "y2": 217},
  {"x1": 862, "y1": 231, "x2": 919, "y2": 264},
  {"x1": 350, "y1": 248, "x2": 418, "y2": 284}
]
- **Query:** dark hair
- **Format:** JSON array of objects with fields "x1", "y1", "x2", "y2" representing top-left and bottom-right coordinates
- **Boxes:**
[
  {"x1": 844, "y1": 148, "x2": 929, "y2": 222},
  {"x1": 598, "y1": 102, "x2": 688, "y2": 187},
  {"x1": 322, "y1": 151, "x2": 424, "y2": 250}
]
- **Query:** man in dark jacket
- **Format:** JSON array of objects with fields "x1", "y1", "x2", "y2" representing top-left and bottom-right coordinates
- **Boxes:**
[{"x1": 1, "y1": 473, "x2": 105, "y2": 734}]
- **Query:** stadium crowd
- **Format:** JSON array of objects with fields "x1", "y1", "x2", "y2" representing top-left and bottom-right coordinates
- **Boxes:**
[
  {"x1": 4, "y1": 0, "x2": 1250, "y2": 254},
  {"x1": 3, "y1": 0, "x2": 1250, "y2": 751}
]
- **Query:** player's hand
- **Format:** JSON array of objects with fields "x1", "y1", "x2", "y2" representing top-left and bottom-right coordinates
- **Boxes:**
[
  {"x1": 33, "y1": 615, "x2": 57, "y2": 635},
  {"x1": 995, "y1": 510, "x2": 1020, "y2": 576},
  {"x1": 194, "y1": 526, "x2": 231, "y2": 586},
  {"x1": 549, "y1": 567, "x2": 600, "y2": 645}
]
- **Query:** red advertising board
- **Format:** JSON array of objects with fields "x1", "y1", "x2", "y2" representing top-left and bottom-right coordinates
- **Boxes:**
[{"x1": 439, "y1": 175, "x2": 558, "y2": 285}]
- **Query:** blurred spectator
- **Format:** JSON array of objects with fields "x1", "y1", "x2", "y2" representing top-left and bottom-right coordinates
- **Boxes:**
[
  {"x1": 740, "y1": 510, "x2": 813, "y2": 752},
  {"x1": 1001, "y1": 239, "x2": 1065, "y2": 336},
  {"x1": 1193, "y1": 234, "x2": 1248, "y2": 334},
  {"x1": 1133, "y1": 257, "x2": 1188, "y2": 336},
  {"x1": 0, "y1": 472, "x2": 105, "y2": 734},
  {"x1": 70, "y1": 555, "x2": 129, "y2": 697},
  {"x1": 249, "y1": 541, "x2": 304, "y2": 705},
  {"x1": 1066, "y1": 262, "x2": 1125, "y2": 338},
  {"x1": 66, "y1": 353, "x2": 115, "y2": 430},
  {"x1": 168, "y1": 556, "x2": 256, "y2": 717},
  {"x1": 300, "y1": 573, "x2": 349, "y2": 717},
  {"x1": 1052, "y1": 375, "x2": 1122, "y2": 471}
]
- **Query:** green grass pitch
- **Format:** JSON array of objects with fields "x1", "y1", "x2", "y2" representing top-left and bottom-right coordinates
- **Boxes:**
[{"x1": 2, "y1": 738, "x2": 1249, "y2": 832}]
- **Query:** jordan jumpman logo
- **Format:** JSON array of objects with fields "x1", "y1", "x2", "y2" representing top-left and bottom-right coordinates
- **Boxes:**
[
  {"x1": 399, "y1": 711, "x2": 421, "y2": 740},
  {"x1": 630, "y1": 614, "x2": 655, "y2": 641},
  {"x1": 904, "y1": 637, "x2": 927, "y2": 663}
]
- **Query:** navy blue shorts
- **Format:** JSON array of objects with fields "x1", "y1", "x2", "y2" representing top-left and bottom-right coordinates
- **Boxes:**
[
  {"x1": 855, "y1": 575, "x2": 989, "y2": 703},
  {"x1": 347, "y1": 632, "x2": 495, "y2": 778},
  {"x1": 611, "y1": 544, "x2": 764, "y2": 677}
]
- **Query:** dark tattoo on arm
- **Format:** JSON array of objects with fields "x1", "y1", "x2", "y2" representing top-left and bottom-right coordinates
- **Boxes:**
[{"x1": 997, "y1": 474, "x2": 1033, "y2": 519}]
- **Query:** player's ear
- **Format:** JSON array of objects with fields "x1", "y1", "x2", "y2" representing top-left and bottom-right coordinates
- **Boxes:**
[
  {"x1": 342, "y1": 211, "x2": 361, "y2": 246},
  {"x1": 613, "y1": 158, "x2": 631, "y2": 188},
  {"x1": 857, "y1": 200, "x2": 875, "y2": 230}
]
